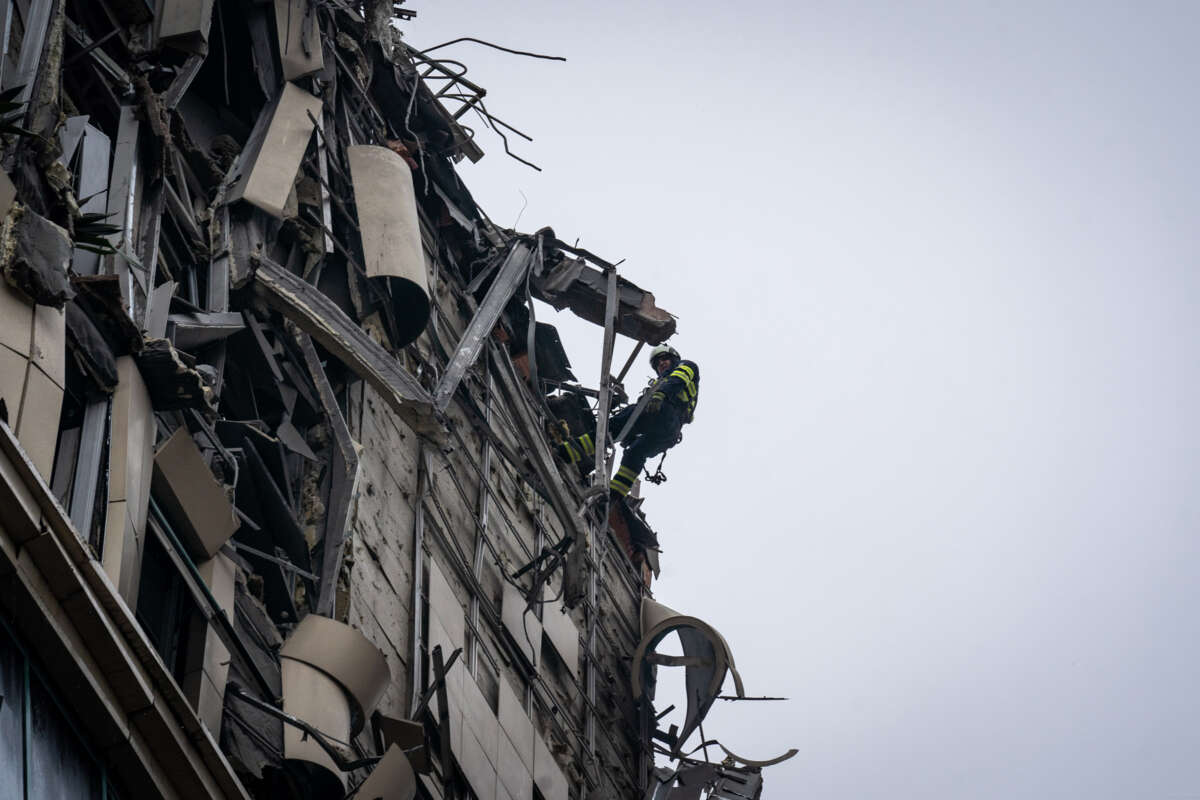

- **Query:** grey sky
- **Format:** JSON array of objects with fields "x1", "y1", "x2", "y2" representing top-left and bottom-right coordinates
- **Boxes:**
[{"x1": 407, "y1": 3, "x2": 1200, "y2": 797}]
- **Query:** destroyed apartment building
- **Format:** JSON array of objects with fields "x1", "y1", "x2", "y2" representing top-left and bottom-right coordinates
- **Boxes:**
[{"x1": 0, "y1": 1, "x2": 794, "y2": 798}]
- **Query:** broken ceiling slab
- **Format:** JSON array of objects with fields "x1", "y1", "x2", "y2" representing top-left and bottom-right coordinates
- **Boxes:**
[
  {"x1": 151, "y1": 427, "x2": 239, "y2": 560},
  {"x1": 631, "y1": 597, "x2": 745, "y2": 755},
  {"x1": 274, "y1": 0, "x2": 325, "y2": 81},
  {"x1": 252, "y1": 255, "x2": 442, "y2": 439},
  {"x1": 533, "y1": 257, "x2": 675, "y2": 345},
  {"x1": 226, "y1": 82, "x2": 322, "y2": 219},
  {"x1": 347, "y1": 144, "x2": 430, "y2": 347},
  {"x1": 136, "y1": 337, "x2": 215, "y2": 410},
  {"x1": 279, "y1": 613, "x2": 391, "y2": 734}
]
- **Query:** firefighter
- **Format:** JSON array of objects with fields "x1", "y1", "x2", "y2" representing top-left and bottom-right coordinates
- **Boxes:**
[{"x1": 556, "y1": 343, "x2": 699, "y2": 499}]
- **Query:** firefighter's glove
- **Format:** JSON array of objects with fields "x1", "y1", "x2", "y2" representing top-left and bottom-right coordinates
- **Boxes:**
[{"x1": 647, "y1": 392, "x2": 665, "y2": 414}]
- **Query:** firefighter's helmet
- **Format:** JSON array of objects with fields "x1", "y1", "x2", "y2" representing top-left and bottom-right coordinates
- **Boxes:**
[{"x1": 648, "y1": 343, "x2": 680, "y2": 368}]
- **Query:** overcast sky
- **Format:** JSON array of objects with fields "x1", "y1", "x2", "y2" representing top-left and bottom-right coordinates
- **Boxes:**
[{"x1": 407, "y1": 3, "x2": 1200, "y2": 797}]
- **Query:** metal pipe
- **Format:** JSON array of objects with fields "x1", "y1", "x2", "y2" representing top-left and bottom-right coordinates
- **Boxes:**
[
  {"x1": 408, "y1": 447, "x2": 430, "y2": 717},
  {"x1": 467, "y1": 368, "x2": 493, "y2": 676}
]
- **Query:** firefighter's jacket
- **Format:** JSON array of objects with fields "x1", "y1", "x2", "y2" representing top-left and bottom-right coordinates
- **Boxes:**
[{"x1": 651, "y1": 359, "x2": 700, "y2": 424}]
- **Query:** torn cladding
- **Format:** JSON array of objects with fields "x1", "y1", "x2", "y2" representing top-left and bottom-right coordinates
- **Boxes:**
[{"x1": 0, "y1": 2, "x2": 778, "y2": 800}]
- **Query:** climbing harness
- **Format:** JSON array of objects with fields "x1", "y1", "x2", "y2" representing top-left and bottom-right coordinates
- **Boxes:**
[{"x1": 643, "y1": 433, "x2": 681, "y2": 485}]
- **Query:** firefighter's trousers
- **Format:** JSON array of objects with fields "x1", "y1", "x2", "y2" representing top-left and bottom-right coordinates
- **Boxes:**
[{"x1": 556, "y1": 405, "x2": 682, "y2": 497}]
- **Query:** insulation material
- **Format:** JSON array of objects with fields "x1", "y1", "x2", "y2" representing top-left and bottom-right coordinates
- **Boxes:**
[{"x1": 227, "y1": 83, "x2": 322, "y2": 219}]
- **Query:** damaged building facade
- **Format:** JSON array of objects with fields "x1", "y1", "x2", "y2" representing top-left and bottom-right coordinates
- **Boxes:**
[{"x1": 0, "y1": 1, "x2": 791, "y2": 798}]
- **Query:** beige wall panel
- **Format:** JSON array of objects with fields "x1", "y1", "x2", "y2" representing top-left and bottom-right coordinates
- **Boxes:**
[
  {"x1": 181, "y1": 668, "x2": 224, "y2": 735},
  {"x1": 426, "y1": 611, "x2": 464, "y2": 698},
  {"x1": 497, "y1": 679, "x2": 533, "y2": 771},
  {"x1": 274, "y1": 0, "x2": 324, "y2": 80},
  {"x1": 533, "y1": 731, "x2": 569, "y2": 800},
  {"x1": 0, "y1": 346, "x2": 26, "y2": 420},
  {"x1": 460, "y1": 674, "x2": 498, "y2": 767},
  {"x1": 458, "y1": 726, "x2": 498, "y2": 800},
  {"x1": 428, "y1": 556, "x2": 464, "y2": 647},
  {"x1": 196, "y1": 552, "x2": 237, "y2": 614},
  {"x1": 0, "y1": 281, "x2": 33, "y2": 354},
  {"x1": 151, "y1": 427, "x2": 238, "y2": 560},
  {"x1": 30, "y1": 301, "x2": 64, "y2": 387},
  {"x1": 541, "y1": 599, "x2": 580, "y2": 677},
  {"x1": 180, "y1": 552, "x2": 236, "y2": 736},
  {"x1": 496, "y1": 727, "x2": 533, "y2": 800},
  {"x1": 108, "y1": 358, "x2": 154, "y2": 514},
  {"x1": 16, "y1": 363, "x2": 63, "y2": 481},
  {"x1": 501, "y1": 580, "x2": 540, "y2": 666},
  {"x1": 100, "y1": 500, "x2": 141, "y2": 606},
  {"x1": 353, "y1": 744, "x2": 417, "y2": 800},
  {"x1": 229, "y1": 83, "x2": 321, "y2": 219}
]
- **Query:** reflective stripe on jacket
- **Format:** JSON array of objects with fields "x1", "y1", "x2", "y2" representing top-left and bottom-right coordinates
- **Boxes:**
[{"x1": 657, "y1": 359, "x2": 699, "y2": 422}]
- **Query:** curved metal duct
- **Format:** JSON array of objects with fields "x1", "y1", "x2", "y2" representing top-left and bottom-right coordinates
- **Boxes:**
[
  {"x1": 631, "y1": 597, "x2": 745, "y2": 753},
  {"x1": 347, "y1": 145, "x2": 431, "y2": 347},
  {"x1": 280, "y1": 657, "x2": 352, "y2": 794},
  {"x1": 281, "y1": 613, "x2": 392, "y2": 734}
]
